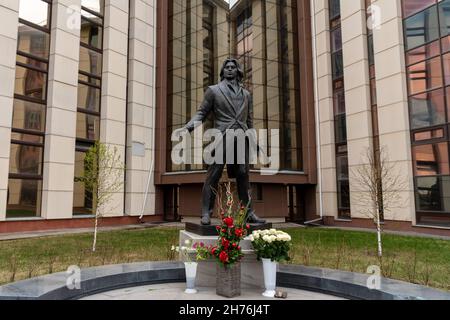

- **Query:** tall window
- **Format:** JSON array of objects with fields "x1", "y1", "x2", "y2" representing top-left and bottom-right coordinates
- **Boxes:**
[
  {"x1": 329, "y1": 0, "x2": 351, "y2": 219},
  {"x1": 236, "y1": 5, "x2": 253, "y2": 91},
  {"x1": 233, "y1": 0, "x2": 302, "y2": 171},
  {"x1": 203, "y1": 2, "x2": 215, "y2": 89},
  {"x1": 403, "y1": 0, "x2": 450, "y2": 227},
  {"x1": 7, "y1": 0, "x2": 52, "y2": 218},
  {"x1": 167, "y1": 0, "x2": 218, "y2": 172},
  {"x1": 166, "y1": 0, "x2": 303, "y2": 172},
  {"x1": 278, "y1": 0, "x2": 302, "y2": 170},
  {"x1": 73, "y1": 0, "x2": 104, "y2": 215}
]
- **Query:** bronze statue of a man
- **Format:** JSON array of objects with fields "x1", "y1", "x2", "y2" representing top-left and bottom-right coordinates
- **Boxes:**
[{"x1": 178, "y1": 58, "x2": 266, "y2": 226}]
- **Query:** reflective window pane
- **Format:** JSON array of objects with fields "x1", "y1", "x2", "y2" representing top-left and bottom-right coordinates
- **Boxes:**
[
  {"x1": 333, "y1": 87, "x2": 346, "y2": 114},
  {"x1": 446, "y1": 86, "x2": 450, "y2": 122},
  {"x1": 76, "y1": 113, "x2": 100, "y2": 141},
  {"x1": 331, "y1": 28, "x2": 342, "y2": 53},
  {"x1": 81, "y1": 0, "x2": 104, "y2": 14},
  {"x1": 335, "y1": 114, "x2": 347, "y2": 144},
  {"x1": 73, "y1": 151, "x2": 93, "y2": 215},
  {"x1": 329, "y1": 0, "x2": 341, "y2": 19},
  {"x1": 14, "y1": 65, "x2": 47, "y2": 100},
  {"x1": 79, "y1": 46, "x2": 103, "y2": 77},
  {"x1": 77, "y1": 83, "x2": 101, "y2": 112},
  {"x1": 7, "y1": 179, "x2": 42, "y2": 218},
  {"x1": 413, "y1": 143, "x2": 449, "y2": 176},
  {"x1": 402, "y1": 0, "x2": 436, "y2": 19},
  {"x1": 16, "y1": 54, "x2": 47, "y2": 71},
  {"x1": 439, "y1": 0, "x2": 450, "y2": 37},
  {"x1": 336, "y1": 154, "x2": 349, "y2": 180},
  {"x1": 19, "y1": 0, "x2": 49, "y2": 28},
  {"x1": 332, "y1": 51, "x2": 343, "y2": 79},
  {"x1": 79, "y1": 73, "x2": 101, "y2": 86},
  {"x1": 17, "y1": 24, "x2": 50, "y2": 59},
  {"x1": 80, "y1": 17, "x2": 103, "y2": 49},
  {"x1": 337, "y1": 180, "x2": 350, "y2": 209},
  {"x1": 404, "y1": 6, "x2": 439, "y2": 50},
  {"x1": 442, "y1": 35, "x2": 450, "y2": 53},
  {"x1": 409, "y1": 88, "x2": 446, "y2": 129},
  {"x1": 9, "y1": 143, "x2": 43, "y2": 175},
  {"x1": 12, "y1": 99, "x2": 46, "y2": 133},
  {"x1": 11, "y1": 132, "x2": 43, "y2": 144},
  {"x1": 406, "y1": 40, "x2": 440, "y2": 66},
  {"x1": 416, "y1": 176, "x2": 450, "y2": 213},
  {"x1": 414, "y1": 129, "x2": 445, "y2": 141},
  {"x1": 407, "y1": 57, "x2": 443, "y2": 95},
  {"x1": 442, "y1": 53, "x2": 450, "y2": 85}
]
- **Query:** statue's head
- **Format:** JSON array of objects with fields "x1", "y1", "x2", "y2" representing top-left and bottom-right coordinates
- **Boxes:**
[{"x1": 220, "y1": 58, "x2": 244, "y2": 83}]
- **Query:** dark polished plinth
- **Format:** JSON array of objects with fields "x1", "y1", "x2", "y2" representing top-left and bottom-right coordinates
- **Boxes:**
[{"x1": 185, "y1": 222, "x2": 273, "y2": 236}]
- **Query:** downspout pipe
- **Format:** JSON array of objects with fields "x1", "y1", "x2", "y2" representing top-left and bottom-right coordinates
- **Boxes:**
[
  {"x1": 140, "y1": 2, "x2": 158, "y2": 222},
  {"x1": 305, "y1": 0, "x2": 324, "y2": 226}
]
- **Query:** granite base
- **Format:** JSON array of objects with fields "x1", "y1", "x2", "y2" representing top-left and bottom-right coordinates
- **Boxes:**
[{"x1": 179, "y1": 230, "x2": 266, "y2": 290}]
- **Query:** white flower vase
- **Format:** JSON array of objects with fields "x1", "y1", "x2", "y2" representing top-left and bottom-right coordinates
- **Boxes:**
[
  {"x1": 184, "y1": 262, "x2": 198, "y2": 294},
  {"x1": 262, "y1": 258, "x2": 277, "y2": 298}
]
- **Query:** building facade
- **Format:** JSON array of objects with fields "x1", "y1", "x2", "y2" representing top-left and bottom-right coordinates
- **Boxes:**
[{"x1": 0, "y1": 0, "x2": 449, "y2": 236}]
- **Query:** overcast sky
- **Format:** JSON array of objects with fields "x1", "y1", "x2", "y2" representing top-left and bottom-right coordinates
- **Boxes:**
[{"x1": 225, "y1": 0, "x2": 238, "y2": 7}]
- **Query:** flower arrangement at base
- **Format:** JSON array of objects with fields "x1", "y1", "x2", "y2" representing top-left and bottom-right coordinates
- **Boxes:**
[
  {"x1": 249, "y1": 229, "x2": 292, "y2": 262},
  {"x1": 210, "y1": 183, "x2": 250, "y2": 267},
  {"x1": 249, "y1": 229, "x2": 292, "y2": 298},
  {"x1": 209, "y1": 182, "x2": 251, "y2": 298},
  {"x1": 171, "y1": 240, "x2": 212, "y2": 294}
]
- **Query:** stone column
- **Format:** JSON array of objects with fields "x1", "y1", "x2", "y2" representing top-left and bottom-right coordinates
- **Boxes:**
[
  {"x1": 100, "y1": 0, "x2": 130, "y2": 217},
  {"x1": 312, "y1": 0, "x2": 338, "y2": 217},
  {"x1": 372, "y1": 0, "x2": 415, "y2": 223},
  {"x1": 125, "y1": 0, "x2": 157, "y2": 216},
  {"x1": 41, "y1": 0, "x2": 81, "y2": 219},
  {"x1": 0, "y1": 1, "x2": 19, "y2": 220},
  {"x1": 340, "y1": 0, "x2": 374, "y2": 219}
]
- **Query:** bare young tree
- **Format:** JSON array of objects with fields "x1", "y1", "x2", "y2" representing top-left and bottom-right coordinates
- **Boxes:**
[
  {"x1": 351, "y1": 146, "x2": 408, "y2": 259},
  {"x1": 75, "y1": 142, "x2": 125, "y2": 252}
]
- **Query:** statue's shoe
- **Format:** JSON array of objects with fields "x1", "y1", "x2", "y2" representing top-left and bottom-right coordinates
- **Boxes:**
[
  {"x1": 201, "y1": 215, "x2": 211, "y2": 225},
  {"x1": 247, "y1": 212, "x2": 266, "y2": 224}
]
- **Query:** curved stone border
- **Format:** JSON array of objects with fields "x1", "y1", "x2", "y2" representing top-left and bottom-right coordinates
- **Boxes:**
[
  {"x1": 0, "y1": 262, "x2": 448, "y2": 300},
  {"x1": 0, "y1": 262, "x2": 185, "y2": 300},
  {"x1": 278, "y1": 265, "x2": 450, "y2": 300}
]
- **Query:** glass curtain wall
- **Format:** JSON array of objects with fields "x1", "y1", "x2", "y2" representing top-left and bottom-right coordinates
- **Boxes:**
[
  {"x1": 402, "y1": 0, "x2": 450, "y2": 227},
  {"x1": 166, "y1": 0, "x2": 303, "y2": 172},
  {"x1": 329, "y1": 0, "x2": 351, "y2": 219},
  {"x1": 167, "y1": 0, "x2": 229, "y2": 172},
  {"x1": 73, "y1": 0, "x2": 105, "y2": 215},
  {"x1": 7, "y1": 0, "x2": 52, "y2": 218}
]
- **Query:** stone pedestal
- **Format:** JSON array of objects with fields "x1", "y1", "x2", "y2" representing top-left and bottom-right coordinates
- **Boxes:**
[{"x1": 179, "y1": 230, "x2": 267, "y2": 290}]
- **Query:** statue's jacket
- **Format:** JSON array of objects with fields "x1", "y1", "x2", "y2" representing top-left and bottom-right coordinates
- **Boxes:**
[{"x1": 184, "y1": 80, "x2": 254, "y2": 134}]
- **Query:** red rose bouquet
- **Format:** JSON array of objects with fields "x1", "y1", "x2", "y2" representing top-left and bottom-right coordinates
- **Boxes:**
[{"x1": 210, "y1": 183, "x2": 250, "y2": 267}]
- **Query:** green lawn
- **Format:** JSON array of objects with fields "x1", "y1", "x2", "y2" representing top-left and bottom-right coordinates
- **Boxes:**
[{"x1": 0, "y1": 226, "x2": 449, "y2": 291}]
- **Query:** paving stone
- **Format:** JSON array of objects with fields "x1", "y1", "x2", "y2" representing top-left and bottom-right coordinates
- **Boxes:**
[{"x1": 80, "y1": 283, "x2": 345, "y2": 300}]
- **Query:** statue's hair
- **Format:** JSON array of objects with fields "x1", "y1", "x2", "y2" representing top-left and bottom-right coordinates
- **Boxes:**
[{"x1": 220, "y1": 58, "x2": 244, "y2": 83}]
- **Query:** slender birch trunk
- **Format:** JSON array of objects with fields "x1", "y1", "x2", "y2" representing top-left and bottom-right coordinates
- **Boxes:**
[
  {"x1": 93, "y1": 215, "x2": 98, "y2": 252},
  {"x1": 92, "y1": 179, "x2": 98, "y2": 253},
  {"x1": 376, "y1": 211, "x2": 382, "y2": 258}
]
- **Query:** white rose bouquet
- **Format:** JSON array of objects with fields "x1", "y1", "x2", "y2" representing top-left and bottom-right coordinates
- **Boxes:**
[{"x1": 249, "y1": 229, "x2": 292, "y2": 262}]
